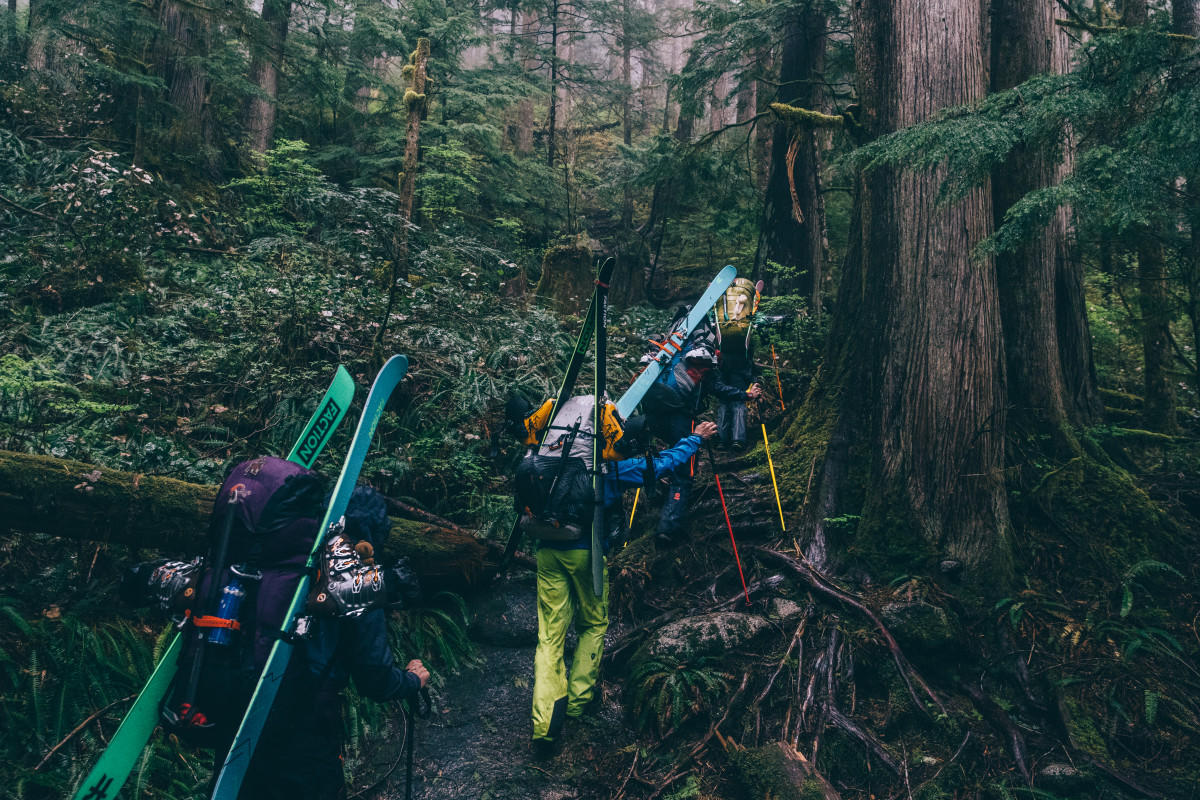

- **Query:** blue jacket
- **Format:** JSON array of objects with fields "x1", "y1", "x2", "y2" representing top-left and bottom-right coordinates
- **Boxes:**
[{"x1": 540, "y1": 434, "x2": 705, "y2": 551}]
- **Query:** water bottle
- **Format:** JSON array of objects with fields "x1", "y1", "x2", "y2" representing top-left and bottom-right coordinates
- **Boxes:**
[{"x1": 208, "y1": 578, "x2": 245, "y2": 646}]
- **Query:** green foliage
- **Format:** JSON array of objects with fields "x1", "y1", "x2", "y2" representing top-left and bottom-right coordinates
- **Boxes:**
[{"x1": 629, "y1": 656, "x2": 730, "y2": 737}]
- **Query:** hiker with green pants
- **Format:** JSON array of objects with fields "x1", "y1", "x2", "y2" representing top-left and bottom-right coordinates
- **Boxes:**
[{"x1": 529, "y1": 419, "x2": 719, "y2": 754}]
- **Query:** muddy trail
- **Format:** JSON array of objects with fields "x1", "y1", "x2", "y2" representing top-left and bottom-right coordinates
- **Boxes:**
[{"x1": 356, "y1": 448, "x2": 785, "y2": 800}]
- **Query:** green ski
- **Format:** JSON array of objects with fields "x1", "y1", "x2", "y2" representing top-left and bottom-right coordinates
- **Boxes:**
[{"x1": 70, "y1": 365, "x2": 357, "y2": 800}]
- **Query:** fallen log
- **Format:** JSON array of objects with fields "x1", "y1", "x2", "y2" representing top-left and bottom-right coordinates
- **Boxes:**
[{"x1": 0, "y1": 450, "x2": 487, "y2": 590}]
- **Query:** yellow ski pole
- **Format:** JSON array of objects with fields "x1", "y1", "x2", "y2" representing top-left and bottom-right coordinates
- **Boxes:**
[
  {"x1": 762, "y1": 423, "x2": 786, "y2": 531},
  {"x1": 629, "y1": 487, "x2": 641, "y2": 528}
]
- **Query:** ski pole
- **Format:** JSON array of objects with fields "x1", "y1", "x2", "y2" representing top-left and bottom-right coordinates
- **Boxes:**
[
  {"x1": 629, "y1": 487, "x2": 640, "y2": 528},
  {"x1": 405, "y1": 688, "x2": 432, "y2": 800},
  {"x1": 706, "y1": 446, "x2": 749, "y2": 605},
  {"x1": 762, "y1": 423, "x2": 786, "y2": 531},
  {"x1": 771, "y1": 344, "x2": 785, "y2": 411}
]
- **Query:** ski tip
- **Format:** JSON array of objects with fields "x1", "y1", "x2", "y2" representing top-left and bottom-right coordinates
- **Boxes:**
[{"x1": 721, "y1": 264, "x2": 738, "y2": 279}]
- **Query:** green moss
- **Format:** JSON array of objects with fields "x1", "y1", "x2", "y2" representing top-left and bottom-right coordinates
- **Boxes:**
[
  {"x1": 403, "y1": 89, "x2": 427, "y2": 112},
  {"x1": 535, "y1": 239, "x2": 593, "y2": 313},
  {"x1": 1064, "y1": 698, "x2": 1111, "y2": 761},
  {"x1": 1032, "y1": 456, "x2": 1178, "y2": 580},
  {"x1": 727, "y1": 744, "x2": 828, "y2": 800}
]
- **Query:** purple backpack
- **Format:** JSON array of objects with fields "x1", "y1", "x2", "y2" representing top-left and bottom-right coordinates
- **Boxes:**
[{"x1": 161, "y1": 456, "x2": 327, "y2": 745}]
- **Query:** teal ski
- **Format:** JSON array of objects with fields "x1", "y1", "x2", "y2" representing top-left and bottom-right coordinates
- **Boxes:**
[
  {"x1": 498, "y1": 258, "x2": 617, "y2": 573},
  {"x1": 614, "y1": 265, "x2": 737, "y2": 419},
  {"x1": 71, "y1": 365, "x2": 357, "y2": 800},
  {"x1": 211, "y1": 355, "x2": 409, "y2": 800}
]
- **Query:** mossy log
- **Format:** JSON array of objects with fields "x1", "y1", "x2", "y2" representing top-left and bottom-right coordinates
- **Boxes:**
[
  {"x1": 724, "y1": 739, "x2": 841, "y2": 800},
  {"x1": 535, "y1": 239, "x2": 593, "y2": 312},
  {"x1": 0, "y1": 450, "x2": 488, "y2": 590}
]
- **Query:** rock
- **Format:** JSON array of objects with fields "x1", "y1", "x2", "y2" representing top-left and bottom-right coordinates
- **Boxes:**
[
  {"x1": 770, "y1": 598, "x2": 806, "y2": 623},
  {"x1": 880, "y1": 601, "x2": 958, "y2": 653},
  {"x1": 636, "y1": 612, "x2": 771, "y2": 663},
  {"x1": 1038, "y1": 762, "x2": 1092, "y2": 794},
  {"x1": 469, "y1": 572, "x2": 539, "y2": 646},
  {"x1": 940, "y1": 559, "x2": 962, "y2": 577}
]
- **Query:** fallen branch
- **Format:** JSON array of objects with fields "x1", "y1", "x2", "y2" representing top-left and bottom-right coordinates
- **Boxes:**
[{"x1": 35, "y1": 694, "x2": 136, "y2": 771}]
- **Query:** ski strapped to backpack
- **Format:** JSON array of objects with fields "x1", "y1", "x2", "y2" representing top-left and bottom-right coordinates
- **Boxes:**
[
  {"x1": 498, "y1": 257, "x2": 617, "y2": 572},
  {"x1": 72, "y1": 365, "x2": 356, "y2": 800},
  {"x1": 614, "y1": 265, "x2": 738, "y2": 419},
  {"x1": 210, "y1": 354, "x2": 409, "y2": 800},
  {"x1": 590, "y1": 262, "x2": 611, "y2": 598}
]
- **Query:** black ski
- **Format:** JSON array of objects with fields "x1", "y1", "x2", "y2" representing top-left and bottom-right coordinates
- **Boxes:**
[{"x1": 590, "y1": 264, "x2": 610, "y2": 597}]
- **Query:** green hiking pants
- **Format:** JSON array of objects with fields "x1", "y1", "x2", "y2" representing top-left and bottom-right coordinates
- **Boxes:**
[{"x1": 532, "y1": 547, "x2": 609, "y2": 741}]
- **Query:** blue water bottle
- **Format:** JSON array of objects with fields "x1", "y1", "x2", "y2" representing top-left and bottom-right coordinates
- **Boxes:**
[{"x1": 208, "y1": 578, "x2": 245, "y2": 646}]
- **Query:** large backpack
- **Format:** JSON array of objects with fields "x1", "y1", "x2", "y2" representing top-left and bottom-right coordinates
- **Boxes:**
[
  {"x1": 513, "y1": 394, "x2": 625, "y2": 542},
  {"x1": 715, "y1": 278, "x2": 759, "y2": 344},
  {"x1": 641, "y1": 307, "x2": 721, "y2": 414},
  {"x1": 125, "y1": 456, "x2": 327, "y2": 746}
]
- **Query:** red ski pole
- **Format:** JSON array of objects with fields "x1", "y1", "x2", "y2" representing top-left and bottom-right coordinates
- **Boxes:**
[{"x1": 707, "y1": 446, "x2": 749, "y2": 605}]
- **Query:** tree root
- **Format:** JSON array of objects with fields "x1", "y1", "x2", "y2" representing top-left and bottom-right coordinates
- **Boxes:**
[
  {"x1": 958, "y1": 679, "x2": 1031, "y2": 784},
  {"x1": 750, "y1": 547, "x2": 946, "y2": 717}
]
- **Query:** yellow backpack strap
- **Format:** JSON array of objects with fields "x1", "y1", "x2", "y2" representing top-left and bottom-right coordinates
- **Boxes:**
[{"x1": 523, "y1": 399, "x2": 556, "y2": 446}]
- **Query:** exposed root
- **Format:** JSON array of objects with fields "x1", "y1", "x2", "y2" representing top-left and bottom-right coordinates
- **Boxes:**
[{"x1": 750, "y1": 546, "x2": 947, "y2": 717}]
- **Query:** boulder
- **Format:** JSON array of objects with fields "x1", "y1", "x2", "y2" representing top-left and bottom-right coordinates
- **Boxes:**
[{"x1": 635, "y1": 611, "x2": 771, "y2": 663}]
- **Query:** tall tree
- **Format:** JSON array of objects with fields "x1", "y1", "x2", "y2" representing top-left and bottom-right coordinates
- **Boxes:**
[
  {"x1": 245, "y1": 0, "x2": 293, "y2": 154},
  {"x1": 798, "y1": 0, "x2": 1010, "y2": 587},
  {"x1": 157, "y1": 0, "x2": 217, "y2": 174},
  {"x1": 991, "y1": 0, "x2": 1101, "y2": 432},
  {"x1": 758, "y1": 2, "x2": 826, "y2": 309}
]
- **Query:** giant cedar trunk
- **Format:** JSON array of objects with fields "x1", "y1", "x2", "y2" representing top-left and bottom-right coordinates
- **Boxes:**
[
  {"x1": 1178, "y1": 0, "x2": 1200, "y2": 396},
  {"x1": 991, "y1": 0, "x2": 1101, "y2": 431},
  {"x1": 799, "y1": 0, "x2": 1010, "y2": 587},
  {"x1": 244, "y1": 0, "x2": 292, "y2": 154},
  {"x1": 158, "y1": 1, "x2": 217, "y2": 173},
  {"x1": 759, "y1": 5, "x2": 825, "y2": 309}
]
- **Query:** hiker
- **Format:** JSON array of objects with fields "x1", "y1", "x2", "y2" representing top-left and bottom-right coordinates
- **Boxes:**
[
  {"x1": 122, "y1": 478, "x2": 429, "y2": 800},
  {"x1": 642, "y1": 345, "x2": 763, "y2": 545},
  {"x1": 510, "y1": 395, "x2": 719, "y2": 754},
  {"x1": 237, "y1": 486, "x2": 429, "y2": 800},
  {"x1": 716, "y1": 340, "x2": 758, "y2": 450},
  {"x1": 713, "y1": 276, "x2": 763, "y2": 451}
]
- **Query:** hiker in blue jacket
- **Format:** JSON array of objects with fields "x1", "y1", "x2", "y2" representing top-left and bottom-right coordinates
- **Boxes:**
[
  {"x1": 642, "y1": 346, "x2": 762, "y2": 545},
  {"x1": 529, "y1": 416, "x2": 719, "y2": 755},
  {"x1": 240, "y1": 487, "x2": 429, "y2": 800}
]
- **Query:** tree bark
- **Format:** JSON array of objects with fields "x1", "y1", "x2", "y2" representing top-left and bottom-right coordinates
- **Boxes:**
[
  {"x1": 758, "y1": 4, "x2": 826, "y2": 310},
  {"x1": 516, "y1": 9, "x2": 536, "y2": 156},
  {"x1": 991, "y1": 0, "x2": 1101, "y2": 431},
  {"x1": 157, "y1": 0, "x2": 217, "y2": 174},
  {"x1": 621, "y1": 0, "x2": 634, "y2": 231},
  {"x1": 1137, "y1": 238, "x2": 1178, "y2": 432},
  {"x1": 799, "y1": 0, "x2": 1010, "y2": 587},
  {"x1": 377, "y1": 38, "x2": 429, "y2": 347},
  {"x1": 1176, "y1": 0, "x2": 1200, "y2": 402},
  {"x1": 0, "y1": 450, "x2": 487, "y2": 590},
  {"x1": 244, "y1": 0, "x2": 292, "y2": 154}
]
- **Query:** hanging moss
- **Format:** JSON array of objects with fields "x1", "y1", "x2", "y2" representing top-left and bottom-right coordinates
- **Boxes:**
[{"x1": 403, "y1": 89, "x2": 427, "y2": 113}]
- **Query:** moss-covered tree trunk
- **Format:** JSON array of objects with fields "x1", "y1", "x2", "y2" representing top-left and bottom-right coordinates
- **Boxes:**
[
  {"x1": 991, "y1": 0, "x2": 1102, "y2": 434},
  {"x1": 536, "y1": 239, "x2": 593, "y2": 312},
  {"x1": 0, "y1": 451, "x2": 487, "y2": 590},
  {"x1": 244, "y1": 0, "x2": 292, "y2": 154},
  {"x1": 1137, "y1": 238, "x2": 1178, "y2": 433},
  {"x1": 609, "y1": 233, "x2": 647, "y2": 310},
  {"x1": 758, "y1": 3, "x2": 825, "y2": 310},
  {"x1": 795, "y1": 0, "x2": 1010, "y2": 590}
]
